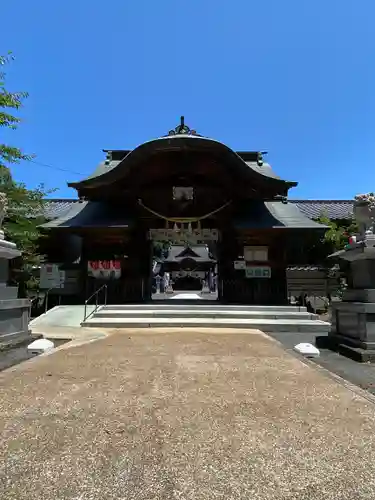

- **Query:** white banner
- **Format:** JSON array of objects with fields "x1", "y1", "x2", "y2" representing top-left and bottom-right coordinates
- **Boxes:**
[{"x1": 88, "y1": 260, "x2": 121, "y2": 279}]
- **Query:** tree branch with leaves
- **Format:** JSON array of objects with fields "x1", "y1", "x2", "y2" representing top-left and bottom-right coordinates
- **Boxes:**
[
  {"x1": 1, "y1": 53, "x2": 55, "y2": 295},
  {"x1": 317, "y1": 214, "x2": 358, "y2": 253}
]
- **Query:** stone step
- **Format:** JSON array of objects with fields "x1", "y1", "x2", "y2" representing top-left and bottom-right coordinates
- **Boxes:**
[
  {"x1": 82, "y1": 316, "x2": 330, "y2": 333},
  {"x1": 93, "y1": 308, "x2": 317, "y2": 320},
  {"x1": 101, "y1": 304, "x2": 308, "y2": 313}
]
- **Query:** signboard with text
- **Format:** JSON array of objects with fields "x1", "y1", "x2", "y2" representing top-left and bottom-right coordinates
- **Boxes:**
[
  {"x1": 245, "y1": 266, "x2": 271, "y2": 279},
  {"x1": 40, "y1": 264, "x2": 65, "y2": 289}
]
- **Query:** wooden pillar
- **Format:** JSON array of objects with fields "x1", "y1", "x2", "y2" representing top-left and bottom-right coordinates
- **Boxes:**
[
  {"x1": 81, "y1": 236, "x2": 89, "y2": 303},
  {"x1": 124, "y1": 227, "x2": 152, "y2": 302},
  {"x1": 218, "y1": 227, "x2": 240, "y2": 303}
]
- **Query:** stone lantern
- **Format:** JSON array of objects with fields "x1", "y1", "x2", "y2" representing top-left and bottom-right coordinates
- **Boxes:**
[
  {"x1": 323, "y1": 193, "x2": 375, "y2": 361},
  {"x1": 0, "y1": 192, "x2": 31, "y2": 347},
  {"x1": 353, "y1": 192, "x2": 375, "y2": 237}
]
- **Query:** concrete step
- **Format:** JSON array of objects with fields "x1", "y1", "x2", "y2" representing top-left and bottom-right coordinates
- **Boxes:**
[
  {"x1": 93, "y1": 309, "x2": 317, "y2": 320},
  {"x1": 100, "y1": 304, "x2": 308, "y2": 313},
  {"x1": 82, "y1": 316, "x2": 330, "y2": 333}
]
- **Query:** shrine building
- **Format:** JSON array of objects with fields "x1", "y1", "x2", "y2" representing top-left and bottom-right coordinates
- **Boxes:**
[{"x1": 39, "y1": 118, "x2": 353, "y2": 305}]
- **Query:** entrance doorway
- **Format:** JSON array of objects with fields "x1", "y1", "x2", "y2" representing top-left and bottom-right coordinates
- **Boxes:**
[{"x1": 149, "y1": 228, "x2": 219, "y2": 302}]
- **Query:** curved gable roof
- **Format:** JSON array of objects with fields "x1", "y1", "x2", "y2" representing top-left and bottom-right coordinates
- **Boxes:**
[{"x1": 68, "y1": 135, "x2": 296, "y2": 191}]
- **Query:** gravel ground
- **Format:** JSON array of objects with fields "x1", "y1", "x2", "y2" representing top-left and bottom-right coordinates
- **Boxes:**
[{"x1": 2, "y1": 329, "x2": 375, "y2": 499}]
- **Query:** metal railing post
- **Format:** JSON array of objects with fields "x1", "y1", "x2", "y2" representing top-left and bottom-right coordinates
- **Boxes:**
[
  {"x1": 82, "y1": 283, "x2": 108, "y2": 323},
  {"x1": 29, "y1": 296, "x2": 36, "y2": 320},
  {"x1": 45, "y1": 287, "x2": 53, "y2": 313}
]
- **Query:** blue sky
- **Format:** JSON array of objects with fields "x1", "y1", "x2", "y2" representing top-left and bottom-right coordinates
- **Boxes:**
[{"x1": 2, "y1": 0, "x2": 375, "y2": 199}]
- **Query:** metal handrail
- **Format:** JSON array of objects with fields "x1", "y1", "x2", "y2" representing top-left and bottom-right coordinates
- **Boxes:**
[
  {"x1": 45, "y1": 287, "x2": 54, "y2": 313},
  {"x1": 29, "y1": 295, "x2": 38, "y2": 319},
  {"x1": 83, "y1": 284, "x2": 108, "y2": 322}
]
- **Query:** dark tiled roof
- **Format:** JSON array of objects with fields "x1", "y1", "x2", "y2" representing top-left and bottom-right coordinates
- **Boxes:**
[
  {"x1": 292, "y1": 200, "x2": 354, "y2": 220},
  {"x1": 165, "y1": 245, "x2": 214, "y2": 262},
  {"x1": 68, "y1": 137, "x2": 296, "y2": 189},
  {"x1": 244, "y1": 161, "x2": 281, "y2": 180},
  {"x1": 234, "y1": 201, "x2": 328, "y2": 229},
  {"x1": 43, "y1": 198, "x2": 355, "y2": 222},
  {"x1": 43, "y1": 199, "x2": 80, "y2": 219},
  {"x1": 40, "y1": 201, "x2": 132, "y2": 229},
  {"x1": 82, "y1": 160, "x2": 122, "y2": 181},
  {"x1": 80, "y1": 158, "x2": 282, "y2": 184},
  {"x1": 286, "y1": 265, "x2": 326, "y2": 271}
]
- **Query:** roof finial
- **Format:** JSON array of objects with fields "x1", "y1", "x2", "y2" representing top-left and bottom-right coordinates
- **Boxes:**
[{"x1": 167, "y1": 116, "x2": 201, "y2": 136}]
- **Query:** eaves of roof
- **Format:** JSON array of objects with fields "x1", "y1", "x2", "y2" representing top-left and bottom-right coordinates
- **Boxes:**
[
  {"x1": 67, "y1": 136, "x2": 296, "y2": 190},
  {"x1": 41, "y1": 198, "x2": 355, "y2": 223}
]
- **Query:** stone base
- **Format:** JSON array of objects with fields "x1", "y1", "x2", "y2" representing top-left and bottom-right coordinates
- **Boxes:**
[
  {"x1": 0, "y1": 330, "x2": 35, "y2": 351},
  {"x1": 343, "y1": 289, "x2": 375, "y2": 303},
  {"x1": 326, "y1": 298, "x2": 375, "y2": 362},
  {"x1": 316, "y1": 335, "x2": 375, "y2": 363},
  {"x1": 337, "y1": 344, "x2": 375, "y2": 363},
  {"x1": 0, "y1": 298, "x2": 31, "y2": 349},
  {"x1": 0, "y1": 286, "x2": 18, "y2": 300},
  {"x1": 331, "y1": 301, "x2": 375, "y2": 337}
]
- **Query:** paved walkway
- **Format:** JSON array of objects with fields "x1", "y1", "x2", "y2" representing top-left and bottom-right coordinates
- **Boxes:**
[
  {"x1": 30, "y1": 305, "x2": 94, "y2": 329},
  {"x1": 2, "y1": 329, "x2": 375, "y2": 499}
]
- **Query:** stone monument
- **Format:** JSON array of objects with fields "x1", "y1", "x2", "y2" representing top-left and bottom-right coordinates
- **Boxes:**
[
  {"x1": 0, "y1": 192, "x2": 31, "y2": 347},
  {"x1": 323, "y1": 192, "x2": 375, "y2": 361}
]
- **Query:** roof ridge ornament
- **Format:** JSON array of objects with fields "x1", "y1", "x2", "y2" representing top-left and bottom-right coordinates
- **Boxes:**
[
  {"x1": 168, "y1": 116, "x2": 201, "y2": 137},
  {"x1": 257, "y1": 151, "x2": 268, "y2": 166}
]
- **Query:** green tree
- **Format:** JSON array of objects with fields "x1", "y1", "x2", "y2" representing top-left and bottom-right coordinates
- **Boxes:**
[
  {"x1": 1, "y1": 53, "x2": 54, "y2": 295},
  {"x1": 318, "y1": 214, "x2": 358, "y2": 253},
  {"x1": 317, "y1": 214, "x2": 358, "y2": 300}
]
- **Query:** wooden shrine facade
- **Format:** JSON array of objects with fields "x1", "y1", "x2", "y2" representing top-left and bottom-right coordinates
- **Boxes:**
[{"x1": 40, "y1": 118, "x2": 327, "y2": 305}]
